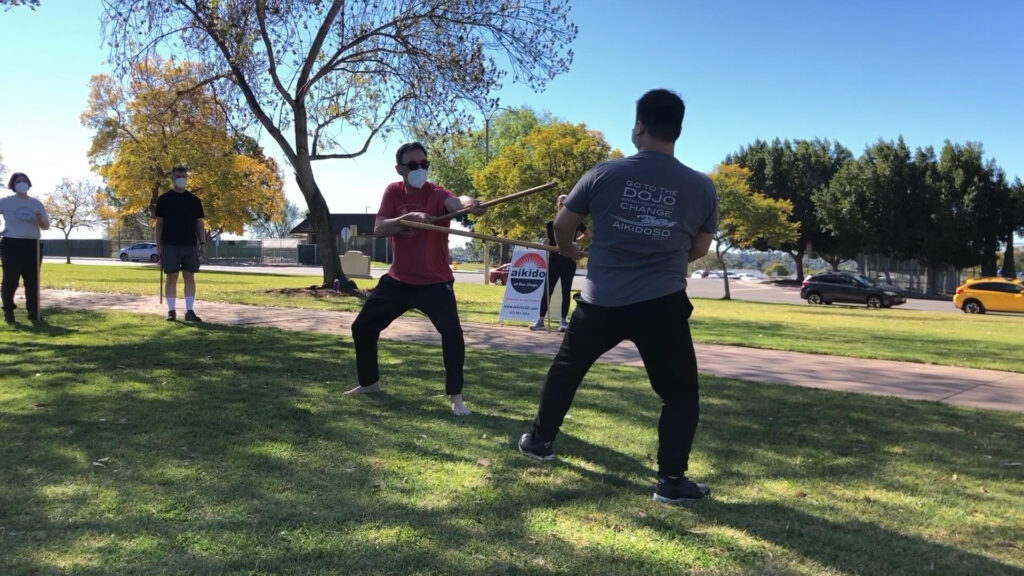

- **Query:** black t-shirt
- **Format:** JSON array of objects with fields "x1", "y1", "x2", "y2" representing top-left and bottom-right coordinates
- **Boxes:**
[
  {"x1": 155, "y1": 190, "x2": 205, "y2": 246},
  {"x1": 545, "y1": 219, "x2": 587, "y2": 263}
]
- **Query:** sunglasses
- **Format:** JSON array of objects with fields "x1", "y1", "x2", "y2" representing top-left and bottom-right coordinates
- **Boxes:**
[{"x1": 401, "y1": 160, "x2": 430, "y2": 170}]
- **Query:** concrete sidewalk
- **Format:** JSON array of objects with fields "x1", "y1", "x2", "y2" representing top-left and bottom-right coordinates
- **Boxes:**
[{"x1": 36, "y1": 289, "x2": 1024, "y2": 414}]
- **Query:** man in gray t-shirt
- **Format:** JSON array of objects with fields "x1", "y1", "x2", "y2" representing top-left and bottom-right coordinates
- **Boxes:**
[{"x1": 518, "y1": 89, "x2": 718, "y2": 505}]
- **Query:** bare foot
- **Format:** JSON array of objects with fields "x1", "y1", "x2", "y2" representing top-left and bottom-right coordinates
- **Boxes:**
[
  {"x1": 344, "y1": 382, "x2": 381, "y2": 395},
  {"x1": 450, "y1": 394, "x2": 471, "y2": 416}
]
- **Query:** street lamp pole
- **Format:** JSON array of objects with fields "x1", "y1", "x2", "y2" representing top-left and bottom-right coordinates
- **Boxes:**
[
  {"x1": 482, "y1": 114, "x2": 492, "y2": 283},
  {"x1": 485, "y1": 117, "x2": 490, "y2": 163}
]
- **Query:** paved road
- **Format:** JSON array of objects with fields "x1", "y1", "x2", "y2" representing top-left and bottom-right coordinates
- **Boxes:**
[{"x1": 54, "y1": 257, "x2": 957, "y2": 313}]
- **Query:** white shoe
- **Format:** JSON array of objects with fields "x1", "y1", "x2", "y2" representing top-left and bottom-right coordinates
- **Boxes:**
[
  {"x1": 558, "y1": 319, "x2": 568, "y2": 332},
  {"x1": 529, "y1": 318, "x2": 545, "y2": 331}
]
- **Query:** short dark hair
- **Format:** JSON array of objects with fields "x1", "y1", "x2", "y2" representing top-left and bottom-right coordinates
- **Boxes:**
[
  {"x1": 395, "y1": 142, "x2": 427, "y2": 165},
  {"x1": 171, "y1": 164, "x2": 189, "y2": 174},
  {"x1": 7, "y1": 172, "x2": 31, "y2": 190},
  {"x1": 636, "y1": 89, "x2": 685, "y2": 143}
]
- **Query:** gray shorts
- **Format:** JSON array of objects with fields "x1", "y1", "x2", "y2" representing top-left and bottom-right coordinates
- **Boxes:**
[{"x1": 161, "y1": 244, "x2": 200, "y2": 273}]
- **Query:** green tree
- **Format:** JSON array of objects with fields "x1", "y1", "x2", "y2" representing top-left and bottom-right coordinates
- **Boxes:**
[
  {"x1": 248, "y1": 198, "x2": 306, "y2": 239},
  {"x1": 470, "y1": 120, "x2": 616, "y2": 261},
  {"x1": 82, "y1": 57, "x2": 285, "y2": 238},
  {"x1": 725, "y1": 138, "x2": 851, "y2": 281},
  {"x1": 815, "y1": 137, "x2": 925, "y2": 270},
  {"x1": 420, "y1": 107, "x2": 547, "y2": 205},
  {"x1": 0, "y1": 144, "x2": 7, "y2": 180},
  {"x1": 100, "y1": 0, "x2": 577, "y2": 289},
  {"x1": 928, "y1": 141, "x2": 1009, "y2": 278},
  {"x1": 709, "y1": 164, "x2": 798, "y2": 299},
  {"x1": 43, "y1": 179, "x2": 100, "y2": 264},
  {"x1": 1001, "y1": 178, "x2": 1024, "y2": 277}
]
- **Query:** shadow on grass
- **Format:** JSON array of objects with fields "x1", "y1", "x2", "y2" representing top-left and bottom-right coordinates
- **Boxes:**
[{"x1": 1, "y1": 309, "x2": 1021, "y2": 575}]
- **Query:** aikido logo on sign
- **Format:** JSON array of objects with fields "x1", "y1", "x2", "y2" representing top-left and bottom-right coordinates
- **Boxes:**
[
  {"x1": 510, "y1": 252, "x2": 546, "y2": 294},
  {"x1": 498, "y1": 246, "x2": 546, "y2": 322}
]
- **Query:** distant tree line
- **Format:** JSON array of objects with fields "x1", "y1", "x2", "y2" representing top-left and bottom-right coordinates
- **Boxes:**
[{"x1": 723, "y1": 137, "x2": 1023, "y2": 293}]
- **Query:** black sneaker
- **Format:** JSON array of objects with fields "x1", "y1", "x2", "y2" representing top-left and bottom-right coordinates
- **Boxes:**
[
  {"x1": 166, "y1": 310, "x2": 177, "y2": 321},
  {"x1": 3, "y1": 311, "x2": 14, "y2": 324},
  {"x1": 184, "y1": 310, "x2": 202, "y2": 323},
  {"x1": 518, "y1": 432, "x2": 555, "y2": 461},
  {"x1": 653, "y1": 475, "x2": 710, "y2": 504}
]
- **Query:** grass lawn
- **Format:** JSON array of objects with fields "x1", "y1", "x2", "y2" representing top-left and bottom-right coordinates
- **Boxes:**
[
  {"x1": 39, "y1": 263, "x2": 1024, "y2": 373},
  {"x1": 1, "y1": 309, "x2": 1022, "y2": 575}
]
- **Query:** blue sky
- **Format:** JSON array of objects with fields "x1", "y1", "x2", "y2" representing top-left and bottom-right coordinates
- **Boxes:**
[{"x1": 1, "y1": 1, "x2": 1022, "y2": 240}]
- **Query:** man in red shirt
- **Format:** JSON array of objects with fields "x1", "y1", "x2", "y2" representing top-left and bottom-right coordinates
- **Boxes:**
[{"x1": 347, "y1": 142, "x2": 486, "y2": 415}]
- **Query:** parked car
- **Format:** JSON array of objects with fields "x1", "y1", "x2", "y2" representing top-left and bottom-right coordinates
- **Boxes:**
[
  {"x1": 489, "y1": 263, "x2": 511, "y2": 285},
  {"x1": 694, "y1": 270, "x2": 740, "y2": 280},
  {"x1": 118, "y1": 242, "x2": 160, "y2": 262},
  {"x1": 952, "y1": 276, "x2": 1024, "y2": 314},
  {"x1": 800, "y1": 271, "x2": 906, "y2": 308},
  {"x1": 735, "y1": 270, "x2": 768, "y2": 281}
]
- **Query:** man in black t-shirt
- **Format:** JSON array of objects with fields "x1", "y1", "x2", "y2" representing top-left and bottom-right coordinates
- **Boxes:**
[
  {"x1": 155, "y1": 165, "x2": 206, "y2": 322},
  {"x1": 530, "y1": 194, "x2": 588, "y2": 332}
]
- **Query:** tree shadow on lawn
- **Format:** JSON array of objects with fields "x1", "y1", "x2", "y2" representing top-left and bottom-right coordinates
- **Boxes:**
[
  {"x1": 1, "y1": 309, "x2": 1021, "y2": 575},
  {"x1": 644, "y1": 501, "x2": 1024, "y2": 576}
]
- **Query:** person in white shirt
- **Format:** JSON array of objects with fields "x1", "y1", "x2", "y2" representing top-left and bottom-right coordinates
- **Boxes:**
[{"x1": 0, "y1": 172, "x2": 50, "y2": 324}]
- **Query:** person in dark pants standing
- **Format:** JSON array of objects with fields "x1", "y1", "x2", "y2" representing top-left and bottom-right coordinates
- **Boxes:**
[
  {"x1": 518, "y1": 89, "x2": 718, "y2": 504},
  {"x1": 155, "y1": 165, "x2": 206, "y2": 322},
  {"x1": 347, "y1": 142, "x2": 487, "y2": 416},
  {"x1": 530, "y1": 194, "x2": 588, "y2": 332},
  {"x1": 1, "y1": 172, "x2": 50, "y2": 324}
]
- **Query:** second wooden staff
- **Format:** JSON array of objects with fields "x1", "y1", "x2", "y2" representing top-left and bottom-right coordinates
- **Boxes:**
[
  {"x1": 428, "y1": 181, "x2": 557, "y2": 222},
  {"x1": 399, "y1": 219, "x2": 587, "y2": 257}
]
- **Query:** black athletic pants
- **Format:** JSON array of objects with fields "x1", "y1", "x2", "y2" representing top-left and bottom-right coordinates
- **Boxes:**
[
  {"x1": 529, "y1": 289, "x2": 701, "y2": 477},
  {"x1": 1, "y1": 237, "x2": 42, "y2": 317},
  {"x1": 351, "y1": 274, "x2": 466, "y2": 395},
  {"x1": 538, "y1": 254, "x2": 576, "y2": 319}
]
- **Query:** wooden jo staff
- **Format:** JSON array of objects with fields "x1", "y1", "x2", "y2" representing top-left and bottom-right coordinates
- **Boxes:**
[
  {"x1": 399, "y1": 219, "x2": 588, "y2": 257},
  {"x1": 428, "y1": 181, "x2": 557, "y2": 223}
]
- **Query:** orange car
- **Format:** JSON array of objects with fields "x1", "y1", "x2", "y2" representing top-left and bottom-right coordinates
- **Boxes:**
[{"x1": 952, "y1": 276, "x2": 1024, "y2": 314}]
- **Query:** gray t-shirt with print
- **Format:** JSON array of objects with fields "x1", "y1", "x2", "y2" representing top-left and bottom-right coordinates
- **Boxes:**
[{"x1": 564, "y1": 151, "x2": 718, "y2": 307}]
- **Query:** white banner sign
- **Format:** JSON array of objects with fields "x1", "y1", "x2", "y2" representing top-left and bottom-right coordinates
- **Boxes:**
[{"x1": 498, "y1": 246, "x2": 548, "y2": 322}]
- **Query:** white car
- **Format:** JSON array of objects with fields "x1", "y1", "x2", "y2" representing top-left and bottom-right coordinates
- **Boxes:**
[
  {"x1": 118, "y1": 242, "x2": 160, "y2": 262},
  {"x1": 736, "y1": 270, "x2": 768, "y2": 281}
]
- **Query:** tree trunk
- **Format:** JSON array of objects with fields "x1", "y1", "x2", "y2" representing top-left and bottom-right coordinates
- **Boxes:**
[
  {"x1": 64, "y1": 236, "x2": 71, "y2": 264},
  {"x1": 294, "y1": 167, "x2": 353, "y2": 291},
  {"x1": 1002, "y1": 235, "x2": 1017, "y2": 277},
  {"x1": 925, "y1": 262, "x2": 942, "y2": 296},
  {"x1": 717, "y1": 244, "x2": 731, "y2": 300},
  {"x1": 980, "y1": 244, "x2": 999, "y2": 277},
  {"x1": 787, "y1": 250, "x2": 806, "y2": 282}
]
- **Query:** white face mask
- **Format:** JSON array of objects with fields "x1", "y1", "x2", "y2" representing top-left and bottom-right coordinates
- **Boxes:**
[
  {"x1": 405, "y1": 168, "x2": 428, "y2": 189},
  {"x1": 14, "y1": 182, "x2": 30, "y2": 194},
  {"x1": 174, "y1": 177, "x2": 187, "y2": 189}
]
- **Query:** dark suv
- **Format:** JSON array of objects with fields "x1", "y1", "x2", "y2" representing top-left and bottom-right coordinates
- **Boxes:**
[{"x1": 800, "y1": 271, "x2": 906, "y2": 308}]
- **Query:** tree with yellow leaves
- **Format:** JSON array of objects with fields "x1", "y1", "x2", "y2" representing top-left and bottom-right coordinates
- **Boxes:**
[
  {"x1": 471, "y1": 121, "x2": 619, "y2": 261},
  {"x1": 81, "y1": 57, "x2": 284, "y2": 241},
  {"x1": 709, "y1": 164, "x2": 798, "y2": 299}
]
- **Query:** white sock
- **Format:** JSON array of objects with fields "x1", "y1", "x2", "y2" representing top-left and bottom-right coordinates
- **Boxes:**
[
  {"x1": 166, "y1": 297, "x2": 176, "y2": 311},
  {"x1": 185, "y1": 296, "x2": 195, "y2": 311}
]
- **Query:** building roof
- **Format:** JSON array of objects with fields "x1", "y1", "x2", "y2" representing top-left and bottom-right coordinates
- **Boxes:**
[{"x1": 290, "y1": 213, "x2": 377, "y2": 235}]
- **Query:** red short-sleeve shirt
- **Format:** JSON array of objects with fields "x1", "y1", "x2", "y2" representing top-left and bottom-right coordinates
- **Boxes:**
[{"x1": 378, "y1": 181, "x2": 456, "y2": 285}]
